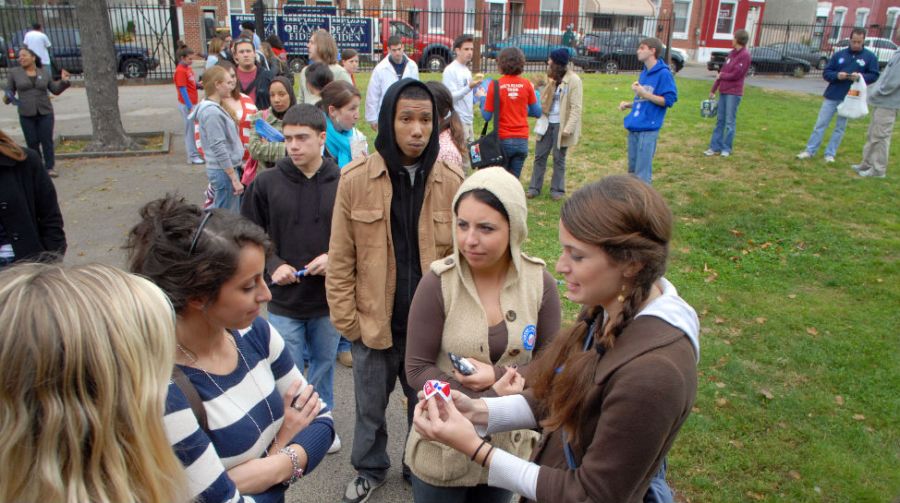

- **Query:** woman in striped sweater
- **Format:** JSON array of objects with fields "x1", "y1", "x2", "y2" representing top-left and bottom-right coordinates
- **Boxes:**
[{"x1": 126, "y1": 195, "x2": 335, "y2": 503}]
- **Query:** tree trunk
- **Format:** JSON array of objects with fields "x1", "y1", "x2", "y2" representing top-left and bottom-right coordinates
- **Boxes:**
[{"x1": 71, "y1": 0, "x2": 137, "y2": 152}]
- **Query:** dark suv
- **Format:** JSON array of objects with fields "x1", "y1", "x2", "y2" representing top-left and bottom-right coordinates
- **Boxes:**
[
  {"x1": 7, "y1": 28, "x2": 159, "y2": 78},
  {"x1": 573, "y1": 32, "x2": 684, "y2": 74}
]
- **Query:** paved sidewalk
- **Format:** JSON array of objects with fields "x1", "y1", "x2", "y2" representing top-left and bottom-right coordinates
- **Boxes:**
[{"x1": 678, "y1": 62, "x2": 828, "y2": 95}]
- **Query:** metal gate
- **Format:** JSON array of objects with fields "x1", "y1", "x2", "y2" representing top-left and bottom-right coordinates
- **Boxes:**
[{"x1": 0, "y1": 2, "x2": 179, "y2": 81}]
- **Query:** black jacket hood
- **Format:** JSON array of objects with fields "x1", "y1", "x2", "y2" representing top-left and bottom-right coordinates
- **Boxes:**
[{"x1": 374, "y1": 78, "x2": 441, "y2": 178}]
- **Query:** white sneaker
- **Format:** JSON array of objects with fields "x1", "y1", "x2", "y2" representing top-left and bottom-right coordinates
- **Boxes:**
[
  {"x1": 328, "y1": 434, "x2": 341, "y2": 454},
  {"x1": 720, "y1": 151, "x2": 731, "y2": 158},
  {"x1": 796, "y1": 151, "x2": 812, "y2": 160},
  {"x1": 342, "y1": 475, "x2": 384, "y2": 503},
  {"x1": 703, "y1": 149, "x2": 718, "y2": 156},
  {"x1": 858, "y1": 168, "x2": 886, "y2": 178},
  {"x1": 824, "y1": 155, "x2": 835, "y2": 163},
  {"x1": 851, "y1": 164, "x2": 865, "y2": 173}
]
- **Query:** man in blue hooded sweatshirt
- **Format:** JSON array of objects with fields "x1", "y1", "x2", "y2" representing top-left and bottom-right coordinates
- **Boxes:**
[{"x1": 618, "y1": 37, "x2": 677, "y2": 184}]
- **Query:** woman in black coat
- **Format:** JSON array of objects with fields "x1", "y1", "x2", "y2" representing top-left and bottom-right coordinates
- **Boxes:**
[
  {"x1": 3, "y1": 48, "x2": 70, "y2": 177},
  {"x1": 0, "y1": 130, "x2": 66, "y2": 268}
]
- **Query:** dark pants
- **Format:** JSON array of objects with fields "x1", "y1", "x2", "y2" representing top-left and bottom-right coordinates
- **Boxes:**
[
  {"x1": 19, "y1": 113, "x2": 55, "y2": 171},
  {"x1": 350, "y1": 338, "x2": 418, "y2": 484},
  {"x1": 529, "y1": 122, "x2": 569, "y2": 196},
  {"x1": 411, "y1": 474, "x2": 513, "y2": 503}
]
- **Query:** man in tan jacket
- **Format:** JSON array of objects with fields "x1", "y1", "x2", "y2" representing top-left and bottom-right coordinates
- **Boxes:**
[{"x1": 327, "y1": 79, "x2": 465, "y2": 503}]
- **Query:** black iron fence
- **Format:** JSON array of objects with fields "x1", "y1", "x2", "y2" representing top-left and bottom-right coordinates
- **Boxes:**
[
  {"x1": 0, "y1": 2, "x2": 178, "y2": 81},
  {"x1": 750, "y1": 22, "x2": 899, "y2": 77},
  {"x1": 223, "y1": 6, "x2": 678, "y2": 75}
]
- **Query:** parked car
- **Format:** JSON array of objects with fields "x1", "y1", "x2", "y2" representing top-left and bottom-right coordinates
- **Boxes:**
[
  {"x1": 830, "y1": 37, "x2": 898, "y2": 68},
  {"x1": 707, "y1": 46, "x2": 811, "y2": 77},
  {"x1": 7, "y1": 28, "x2": 159, "y2": 78},
  {"x1": 483, "y1": 34, "x2": 576, "y2": 62},
  {"x1": 765, "y1": 42, "x2": 829, "y2": 70},
  {"x1": 572, "y1": 32, "x2": 684, "y2": 74}
]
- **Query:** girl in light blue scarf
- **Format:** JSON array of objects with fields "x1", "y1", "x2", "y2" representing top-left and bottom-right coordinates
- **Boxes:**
[{"x1": 318, "y1": 81, "x2": 368, "y2": 168}]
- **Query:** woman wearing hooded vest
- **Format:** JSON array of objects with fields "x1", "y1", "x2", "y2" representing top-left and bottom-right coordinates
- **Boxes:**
[
  {"x1": 412, "y1": 175, "x2": 700, "y2": 503},
  {"x1": 405, "y1": 167, "x2": 562, "y2": 502}
]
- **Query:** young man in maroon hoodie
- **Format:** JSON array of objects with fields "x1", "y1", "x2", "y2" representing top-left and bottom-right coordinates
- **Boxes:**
[{"x1": 704, "y1": 29, "x2": 751, "y2": 158}]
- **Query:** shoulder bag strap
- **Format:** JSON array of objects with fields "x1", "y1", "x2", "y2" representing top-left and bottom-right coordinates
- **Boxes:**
[
  {"x1": 481, "y1": 79, "x2": 502, "y2": 137},
  {"x1": 172, "y1": 365, "x2": 209, "y2": 432}
]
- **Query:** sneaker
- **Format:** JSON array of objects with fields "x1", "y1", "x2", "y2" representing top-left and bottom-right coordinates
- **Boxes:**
[
  {"x1": 720, "y1": 151, "x2": 731, "y2": 158},
  {"x1": 188, "y1": 159, "x2": 205, "y2": 165},
  {"x1": 796, "y1": 151, "x2": 812, "y2": 160},
  {"x1": 858, "y1": 168, "x2": 886, "y2": 178},
  {"x1": 328, "y1": 434, "x2": 341, "y2": 454},
  {"x1": 337, "y1": 351, "x2": 353, "y2": 368},
  {"x1": 525, "y1": 190, "x2": 538, "y2": 199},
  {"x1": 47, "y1": 169, "x2": 59, "y2": 178},
  {"x1": 851, "y1": 164, "x2": 866, "y2": 173},
  {"x1": 551, "y1": 193, "x2": 565, "y2": 201},
  {"x1": 824, "y1": 155, "x2": 835, "y2": 163},
  {"x1": 343, "y1": 476, "x2": 384, "y2": 503},
  {"x1": 703, "y1": 149, "x2": 718, "y2": 156}
]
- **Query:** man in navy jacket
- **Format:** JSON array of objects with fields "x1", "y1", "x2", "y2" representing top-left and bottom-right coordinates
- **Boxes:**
[{"x1": 797, "y1": 28, "x2": 879, "y2": 163}]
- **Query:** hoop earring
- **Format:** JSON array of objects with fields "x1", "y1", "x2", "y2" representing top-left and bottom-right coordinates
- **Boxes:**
[{"x1": 616, "y1": 285, "x2": 627, "y2": 303}]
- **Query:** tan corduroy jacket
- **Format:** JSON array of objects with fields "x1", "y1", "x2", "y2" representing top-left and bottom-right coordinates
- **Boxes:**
[
  {"x1": 326, "y1": 152, "x2": 465, "y2": 350},
  {"x1": 539, "y1": 69, "x2": 583, "y2": 148}
]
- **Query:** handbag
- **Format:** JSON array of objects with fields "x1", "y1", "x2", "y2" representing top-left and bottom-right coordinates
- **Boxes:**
[
  {"x1": 467, "y1": 80, "x2": 507, "y2": 170},
  {"x1": 701, "y1": 98, "x2": 718, "y2": 118}
]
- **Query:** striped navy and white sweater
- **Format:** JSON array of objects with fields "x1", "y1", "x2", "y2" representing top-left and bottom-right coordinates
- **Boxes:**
[{"x1": 164, "y1": 317, "x2": 334, "y2": 503}]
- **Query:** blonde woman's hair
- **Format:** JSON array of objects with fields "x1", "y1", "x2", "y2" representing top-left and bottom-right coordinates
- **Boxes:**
[
  {"x1": 0, "y1": 263, "x2": 189, "y2": 503},
  {"x1": 311, "y1": 29, "x2": 339, "y2": 65},
  {"x1": 202, "y1": 64, "x2": 228, "y2": 97}
]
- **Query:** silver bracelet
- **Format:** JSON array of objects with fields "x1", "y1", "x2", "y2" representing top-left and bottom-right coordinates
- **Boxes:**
[{"x1": 279, "y1": 446, "x2": 303, "y2": 486}]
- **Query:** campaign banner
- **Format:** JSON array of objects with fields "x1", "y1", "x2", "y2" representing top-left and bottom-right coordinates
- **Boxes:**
[
  {"x1": 283, "y1": 5, "x2": 337, "y2": 16},
  {"x1": 329, "y1": 17, "x2": 373, "y2": 54},
  {"x1": 279, "y1": 15, "x2": 330, "y2": 55},
  {"x1": 229, "y1": 14, "x2": 374, "y2": 57},
  {"x1": 229, "y1": 14, "x2": 277, "y2": 40}
]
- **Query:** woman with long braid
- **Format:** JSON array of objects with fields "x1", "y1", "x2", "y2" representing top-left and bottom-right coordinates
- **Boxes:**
[{"x1": 412, "y1": 175, "x2": 700, "y2": 502}]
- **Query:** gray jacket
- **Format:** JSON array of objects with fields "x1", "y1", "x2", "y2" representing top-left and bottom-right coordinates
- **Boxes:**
[
  {"x1": 868, "y1": 50, "x2": 900, "y2": 110},
  {"x1": 188, "y1": 100, "x2": 244, "y2": 170},
  {"x1": 5, "y1": 66, "x2": 70, "y2": 117}
]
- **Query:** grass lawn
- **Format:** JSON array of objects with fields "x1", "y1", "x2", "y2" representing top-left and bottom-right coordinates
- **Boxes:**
[{"x1": 350, "y1": 71, "x2": 899, "y2": 502}]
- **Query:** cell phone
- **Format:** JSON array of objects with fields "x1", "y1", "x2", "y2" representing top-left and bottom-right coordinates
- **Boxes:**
[{"x1": 448, "y1": 352, "x2": 477, "y2": 376}]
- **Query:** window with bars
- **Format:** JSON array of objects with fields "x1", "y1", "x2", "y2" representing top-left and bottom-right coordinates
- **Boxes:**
[{"x1": 540, "y1": 0, "x2": 560, "y2": 31}]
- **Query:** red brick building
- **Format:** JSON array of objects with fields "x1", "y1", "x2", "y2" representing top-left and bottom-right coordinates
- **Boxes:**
[
  {"x1": 659, "y1": 0, "x2": 766, "y2": 61},
  {"x1": 815, "y1": 0, "x2": 900, "y2": 44}
]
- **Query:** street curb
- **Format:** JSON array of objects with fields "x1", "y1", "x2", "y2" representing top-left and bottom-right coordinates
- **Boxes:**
[{"x1": 55, "y1": 131, "x2": 170, "y2": 159}]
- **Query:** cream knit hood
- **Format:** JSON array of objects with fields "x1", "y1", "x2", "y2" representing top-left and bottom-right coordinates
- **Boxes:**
[{"x1": 449, "y1": 167, "x2": 537, "y2": 281}]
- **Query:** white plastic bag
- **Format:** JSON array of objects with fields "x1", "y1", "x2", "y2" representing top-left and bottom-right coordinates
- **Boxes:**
[
  {"x1": 534, "y1": 115, "x2": 549, "y2": 136},
  {"x1": 837, "y1": 78, "x2": 868, "y2": 119}
]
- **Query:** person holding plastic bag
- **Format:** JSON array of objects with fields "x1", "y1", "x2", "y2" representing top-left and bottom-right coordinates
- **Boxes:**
[
  {"x1": 248, "y1": 76, "x2": 295, "y2": 172},
  {"x1": 796, "y1": 28, "x2": 879, "y2": 163}
]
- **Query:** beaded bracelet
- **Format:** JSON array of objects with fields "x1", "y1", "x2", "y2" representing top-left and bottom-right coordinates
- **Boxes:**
[{"x1": 279, "y1": 446, "x2": 304, "y2": 486}]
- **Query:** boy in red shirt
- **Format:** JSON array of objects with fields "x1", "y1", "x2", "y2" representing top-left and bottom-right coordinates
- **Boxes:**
[
  {"x1": 174, "y1": 44, "x2": 203, "y2": 165},
  {"x1": 482, "y1": 47, "x2": 542, "y2": 178}
]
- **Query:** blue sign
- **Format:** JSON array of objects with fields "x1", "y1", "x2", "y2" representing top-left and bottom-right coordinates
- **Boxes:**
[
  {"x1": 229, "y1": 14, "x2": 277, "y2": 39},
  {"x1": 283, "y1": 5, "x2": 337, "y2": 16},
  {"x1": 230, "y1": 14, "x2": 373, "y2": 57}
]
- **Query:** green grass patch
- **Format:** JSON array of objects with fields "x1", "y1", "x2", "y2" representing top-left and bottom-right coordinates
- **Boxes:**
[{"x1": 353, "y1": 71, "x2": 900, "y2": 501}]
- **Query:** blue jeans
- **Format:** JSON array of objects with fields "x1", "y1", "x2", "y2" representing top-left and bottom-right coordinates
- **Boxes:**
[
  {"x1": 178, "y1": 103, "x2": 202, "y2": 163},
  {"x1": 500, "y1": 138, "x2": 529, "y2": 179},
  {"x1": 411, "y1": 474, "x2": 512, "y2": 503},
  {"x1": 268, "y1": 313, "x2": 341, "y2": 410},
  {"x1": 19, "y1": 113, "x2": 55, "y2": 170},
  {"x1": 206, "y1": 167, "x2": 241, "y2": 213},
  {"x1": 337, "y1": 335, "x2": 352, "y2": 354},
  {"x1": 805, "y1": 98, "x2": 848, "y2": 158},
  {"x1": 709, "y1": 94, "x2": 742, "y2": 154},
  {"x1": 627, "y1": 129, "x2": 660, "y2": 184}
]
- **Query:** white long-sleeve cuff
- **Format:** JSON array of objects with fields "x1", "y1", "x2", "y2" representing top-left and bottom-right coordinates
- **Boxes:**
[
  {"x1": 487, "y1": 448, "x2": 540, "y2": 501},
  {"x1": 477, "y1": 394, "x2": 538, "y2": 436}
]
